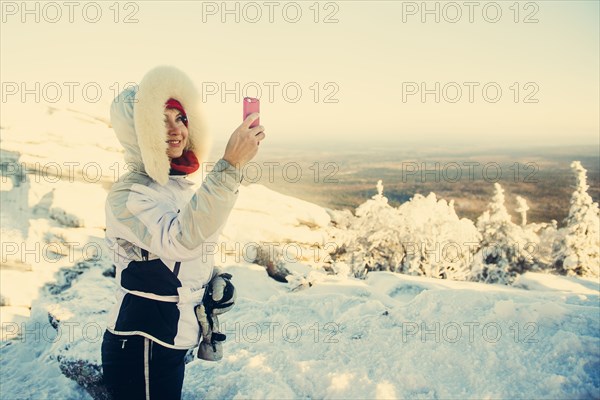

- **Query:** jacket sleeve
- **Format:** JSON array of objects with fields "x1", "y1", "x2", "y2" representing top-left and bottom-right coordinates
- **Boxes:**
[{"x1": 106, "y1": 158, "x2": 242, "y2": 262}]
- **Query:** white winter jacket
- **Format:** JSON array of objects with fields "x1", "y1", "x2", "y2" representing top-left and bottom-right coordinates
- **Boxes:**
[{"x1": 104, "y1": 66, "x2": 242, "y2": 350}]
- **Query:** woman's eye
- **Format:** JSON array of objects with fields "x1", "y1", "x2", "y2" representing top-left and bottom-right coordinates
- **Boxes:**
[{"x1": 178, "y1": 116, "x2": 188, "y2": 124}]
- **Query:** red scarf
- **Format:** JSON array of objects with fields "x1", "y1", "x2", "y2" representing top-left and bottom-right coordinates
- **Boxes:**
[{"x1": 170, "y1": 150, "x2": 199, "y2": 175}]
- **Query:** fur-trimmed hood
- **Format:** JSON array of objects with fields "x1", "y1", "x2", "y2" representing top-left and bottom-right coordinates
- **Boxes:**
[{"x1": 110, "y1": 65, "x2": 211, "y2": 185}]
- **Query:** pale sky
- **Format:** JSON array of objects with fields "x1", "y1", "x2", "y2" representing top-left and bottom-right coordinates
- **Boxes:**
[{"x1": 1, "y1": 0, "x2": 599, "y2": 148}]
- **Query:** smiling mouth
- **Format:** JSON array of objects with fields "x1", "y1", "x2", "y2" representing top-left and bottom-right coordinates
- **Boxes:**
[{"x1": 166, "y1": 140, "x2": 182, "y2": 145}]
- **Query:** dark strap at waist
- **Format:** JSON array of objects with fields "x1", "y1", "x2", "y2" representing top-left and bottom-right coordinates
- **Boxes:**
[{"x1": 141, "y1": 248, "x2": 181, "y2": 277}]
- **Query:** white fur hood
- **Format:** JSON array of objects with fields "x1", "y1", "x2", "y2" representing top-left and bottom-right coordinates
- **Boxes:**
[{"x1": 110, "y1": 65, "x2": 211, "y2": 185}]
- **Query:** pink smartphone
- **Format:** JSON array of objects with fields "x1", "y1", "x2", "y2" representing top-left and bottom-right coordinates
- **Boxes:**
[{"x1": 243, "y1": 97, "x2": 260, "y2": 128}]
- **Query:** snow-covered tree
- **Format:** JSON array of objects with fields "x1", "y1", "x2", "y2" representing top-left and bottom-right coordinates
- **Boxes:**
[
  {"x1": 470, "y1": 183, "x2": 540, "y2": 284},
  {"x1": 515, "y1": 196, "x2": 529, "y2": 226},
  {"x1": 393, "y1": 192, "x2": 480, "y2": 280},
  {"x1": 553, "y1": 161, "x2": 600, "y2": 277},
  {"x1": 347, "y1": 180, "x2": 406, "y2": 278},
  {"x1": 328, "y1": 180, "x2": 480, "y2": 280},
  {"x1": 533, "y1": 219, "x2": 559, "y2": 269}
]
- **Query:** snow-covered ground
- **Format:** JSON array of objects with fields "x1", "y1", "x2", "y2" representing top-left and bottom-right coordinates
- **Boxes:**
[{"x1": 1, "y1": 103, "x2": 598, "y2": 399}]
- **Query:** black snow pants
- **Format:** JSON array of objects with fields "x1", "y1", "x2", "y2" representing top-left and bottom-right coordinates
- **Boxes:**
[{"x1": 101, "y1": 329, "x2": 189, "y2": 400}]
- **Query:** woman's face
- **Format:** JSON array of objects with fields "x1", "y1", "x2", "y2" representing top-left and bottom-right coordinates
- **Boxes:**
[{"x1": 164, "y1": 108, "x2": 189, "y2": 160}]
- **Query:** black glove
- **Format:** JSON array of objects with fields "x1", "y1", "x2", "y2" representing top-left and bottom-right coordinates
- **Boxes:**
[{"x1": 195, "y1": 267, "x2": 236, "y2": 361}]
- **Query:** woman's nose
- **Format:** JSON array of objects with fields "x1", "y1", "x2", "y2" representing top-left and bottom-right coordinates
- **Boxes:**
[{"x1": 167, "y1": 123, "x2": 181, "y2": 135}]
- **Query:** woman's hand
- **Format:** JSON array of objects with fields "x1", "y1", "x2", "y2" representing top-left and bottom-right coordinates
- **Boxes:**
[{"x1": 223, "y1": 113, "x2": 265, "y2": 167}]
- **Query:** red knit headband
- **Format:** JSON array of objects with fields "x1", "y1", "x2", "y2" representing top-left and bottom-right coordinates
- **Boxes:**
[{"x1": 164, "y1": 98, "x2": 188, "y2": 127}]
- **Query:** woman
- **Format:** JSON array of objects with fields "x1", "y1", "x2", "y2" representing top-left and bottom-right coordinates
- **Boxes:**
[{"x1": 101, "y1": 65, "x2": 265, "y2": 400}]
